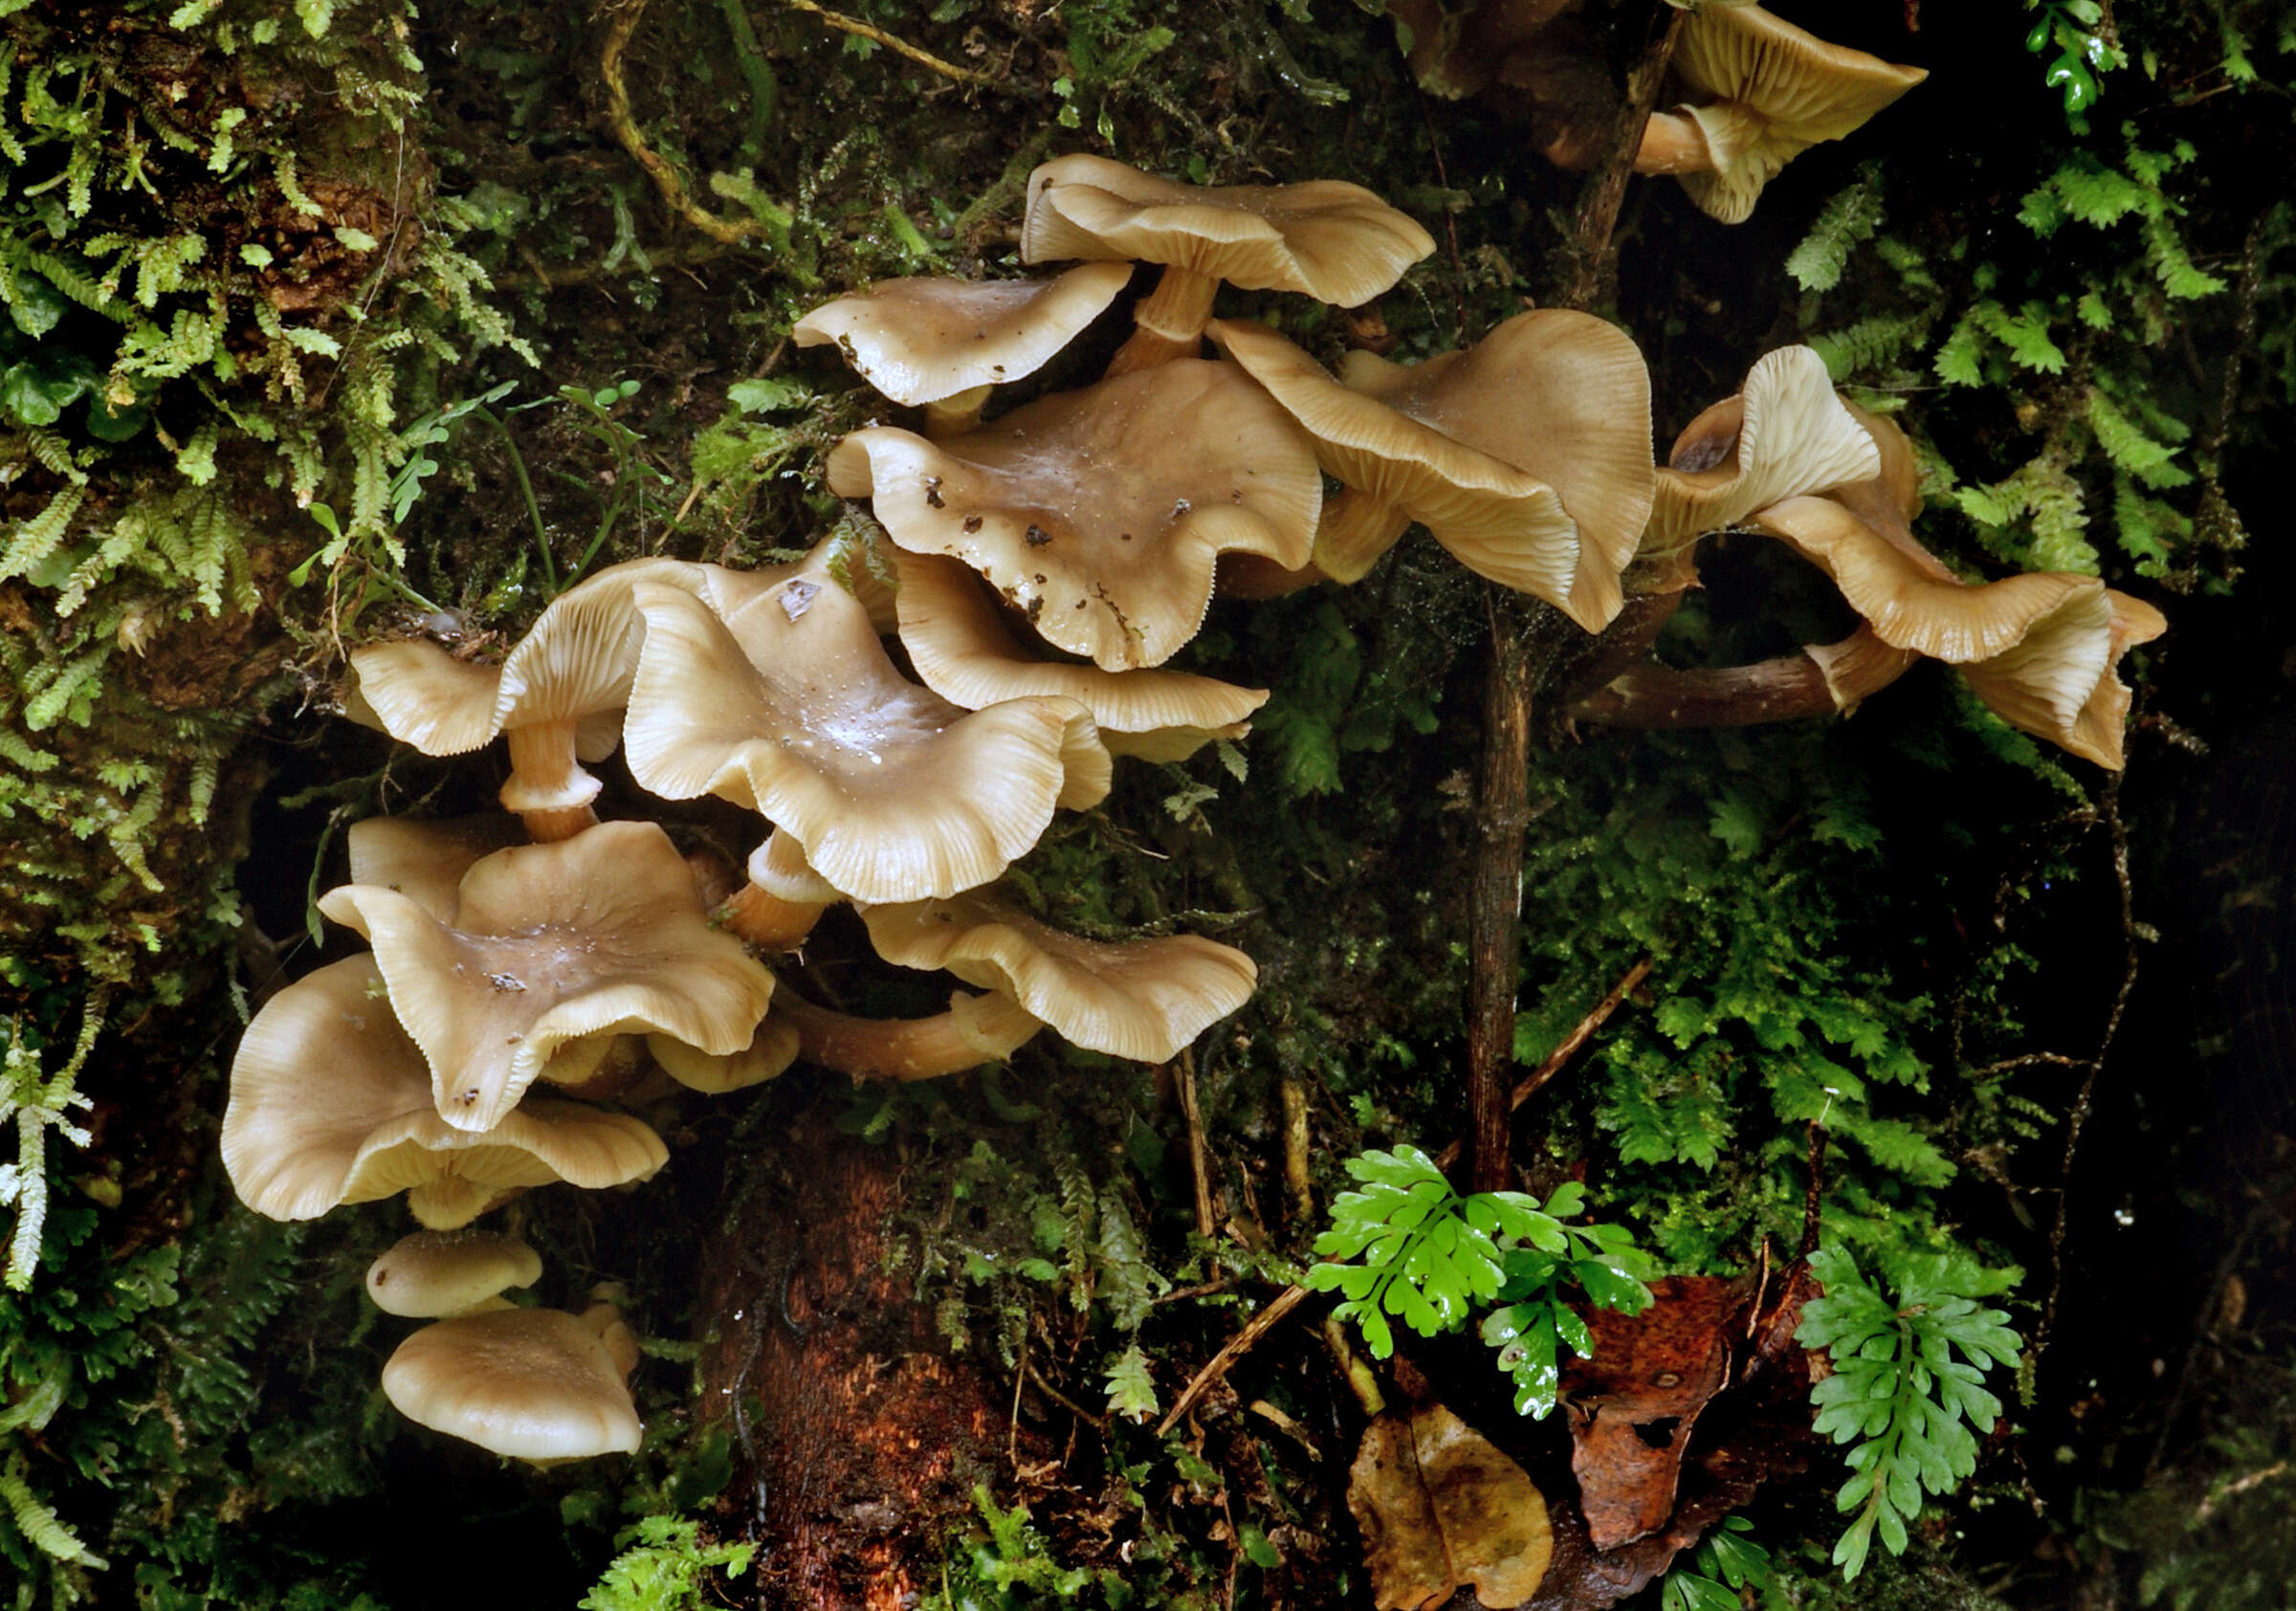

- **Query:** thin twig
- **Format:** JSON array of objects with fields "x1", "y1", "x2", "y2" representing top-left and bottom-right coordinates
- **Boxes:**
[
  {"x1": 602, "y1": 0, "x2": 781, "y2": 246},
  {"x1": 1966, "y1": 1051, "x2": 2086, "y2": 1080},
  {"x1": 1027, "y1": 1364, "x2": 1109, "y2": 1430},
  {"x1": 1178, "y1": 1048, "x2": 1215, "y2": 1240},
  {"x1": 2033, "y1": 779, "x2": 2143, "y2": 1374},
  {"x1": 1437, "y1": 955, "x2": 1651, "y2": 1174},
  {"x1": 779, "y1": 0, "x2": 999, "y2": 87},
  {"x1": 1155, "y1": 1284, "x2": 1311, "y2": 1436}
]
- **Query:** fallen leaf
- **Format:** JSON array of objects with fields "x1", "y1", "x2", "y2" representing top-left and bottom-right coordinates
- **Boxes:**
[
  {"x1": 1560, "y1": 1275, "x2": 1749, "y2": 1552},
  {"x1": 1349, "y1": 1401, "x2": 1555, "y2": 1609}
]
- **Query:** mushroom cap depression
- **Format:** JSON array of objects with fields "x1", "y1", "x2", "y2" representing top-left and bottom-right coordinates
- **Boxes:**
[
  {"x1": 382, "y1": 1305, "x2": 642, "y2": 1462},
  {"x1": 1210, "y1": 313, "x2": 1654, "y2": 629},
  {"x1": 792, "y1": 264, "x2": 1133, "y2": 407},
  {"x1": 1664, "y1": 5, "x2": 1928, "y2": 223},
  {"x1": 860, "y1": 891, "x2": 1258, "y2": 1064},
  {"x1": 365, "y1": 1229, "x2": 545, "y2": 1317},
  {"x1": 223, "y1": 957, "x2": 669, "y2": 1226},
  {"x1": 828, "y1": 360, "x2": 1319, "y2": 670},
  {"x1": 622, "y1": 547, "x2": 1111, "y2": 902},
  {"x1": 894, "y1": 553, "x2": 1267, "y2": 761},
  {"x1": 1020, "y1": 153, "x2": 1435, "y2": 306},
  {"x1": 317, "y1": 822, "x2": 779, "y2": 1132},
  {"x1": 342, "y1": 814, "x2": 527, "y2": 924}
]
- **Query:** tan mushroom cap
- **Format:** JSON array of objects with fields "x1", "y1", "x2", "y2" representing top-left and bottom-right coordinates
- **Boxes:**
[
  {"x1": 828, "y1": 360, "x2": 1319, "y2": 670},
  {"x1": 1211, "y1": 315, "x2": 1651, "y2": 629},
  {"x1": 1639, "y1": 347, "x2": 1879, "y2": 567},
  {"x1": 223, "y1": 956, "x2": 669, "y2": 1227},
  {"x1": 894, "y1": 552, "x2": 1266, "y2": 760},
  {"x1": 792, "y1": 265, "x2": 1133, "y2": 407},
  {"x1": 1020, "y1": 154, "x2": 1435, "y2": 308},
  {"x1": 1657, "y1": 5, "x2": 1928, "y2": 224},
  {"x1": 343, "y1": 814, "x2": 527, "y2": 923},
  {"x1": 318, "y1": 822, "x2": 779, "y2": 1133},
  {"x1": 366, "y1": 1229, "x2": 544, "y2": 1317},
  {"x1": 348, "y1": 557, "x2": 710, "y2": 834},
  {"x1": 645, "y1": 1017, "x2": 801, "y2": 1094},
  {"x1": 1962, "y1": 586, "x2": 2164, "y2": 770},
  {"x1": 382, "y1": 1306, "x2": 642, "y2": 1462},
  {"x1": 623, "y1": 553, "x2": 1110, "y2": 903},
  {"x1": 860, "y1": 892, "x2": 1257, "y2": 1064},
  {"x1": 1331, "y1": 309, "x2": 1657, "y2": 626},
  {"x1": 1751, "y1": 496, "x2": 2101, "y2": 664}
]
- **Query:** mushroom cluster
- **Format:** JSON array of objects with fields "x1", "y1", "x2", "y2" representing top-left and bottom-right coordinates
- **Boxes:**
[{"x1": 232, "y1": 136, "x2": 2164, "y2": 1468}]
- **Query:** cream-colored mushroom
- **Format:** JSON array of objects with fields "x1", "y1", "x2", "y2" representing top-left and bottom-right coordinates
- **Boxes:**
[
  {"x1": 223, "y1": 957, "x2": 670, "y2": 1227},
  {"x1": 828, "y1": 359, "x2": 1320, "y2": 671},
  {"x1": 1021, "y1": 153, "x2": 1435, "y2": 373},
  {"x1": 365, "y1": 1229, "x2": 544, "y2": 1317},
  {"x1": 382, "y1": 1304, "x2": 642, "y2": 1462}
]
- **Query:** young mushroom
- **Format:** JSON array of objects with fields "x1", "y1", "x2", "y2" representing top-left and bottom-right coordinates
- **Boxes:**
[
  {"x1": 828, "y1": 359, "x2": 1321, "y2": 670},
  {"x1": 381, "y1": 1302, "x2": 643, "y2": 1463},
  {"x1": 316, "y1": 822, "x2": 780, "y2": 1132},
  {"x1": 223, "y1": 957, "x2": 671, "y2": 1228},
  {"x1": 1020, "y1": 154, "x2": 1435, "y2": 374},
  {"x1": 365, "y1": 1228, "x2": 544, "y2": 1317},
  {"x1": 793, "y1": 264, "x2": 1133, "y2": 435},
  {"x1": 1209, "y1": 311, "x2": 1655, "y2": 630},
  {"x1": 621, "y1": 549, "x2": 1112, "y2": 916}
]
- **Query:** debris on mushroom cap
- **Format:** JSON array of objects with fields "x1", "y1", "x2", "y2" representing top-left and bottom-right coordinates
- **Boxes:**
[
  {"x1": 894, "y1": 552, "x2": 1267, "y2": 761},
  {"x1": 365, "y1": 1228, "x2": 543, "y2": 1317},
  {"x1": 859, "y1": 891, "x2": 1257, "y2": 1065},
  {"x1": 828, "y1": 360, "x2": 1319, "y2": 671},
  {"x1": 1021, "y1": 154, "x2": 1436, "y2": 308},
  {"x1": 347, "y1": 557, "x2": 712, "y2": 838},
  {"x1": 1329, "y1": 308, "x2": 1657, "y2": 628},
  {"x1": 1654, "y1": 5, "x2": 1927, "y2": 224},
  {"x1": 622, "y1": 553, "x2": 1111, "y2": 904},
  {"x1": 1961, "y1": 585, "x2": 2165, "y2": 770},
  {"x1": 1751, "y1": 495, "x2": 2104, "y2": 664},
  {"x1": 223, "y1": 956, "x2": 669, "y2": 1226},
  {"x1": 382, "y1": 1305, "x2": 642, "y2": 1462},
  {"x1": 338, "y1": 814, "x2": 526, "y2": 925},
  {"x1": 1210, "y1": 315, "x2": 1650, "y2": 629},
  {"x1": 1636, "y1": 346, "x2": 1879, "y2": 574},
  {"x1": 318, "y1": 821, "x2": 779, "y2": 1133},
  {"x1": 772, "y1": 984, "x2": 1046, "y2": 1083},
  {"x1": 792, "y1": 264, "x2": 1133, "y2": 408}
]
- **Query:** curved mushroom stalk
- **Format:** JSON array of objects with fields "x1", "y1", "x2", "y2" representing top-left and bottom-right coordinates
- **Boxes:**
[
  {"x1": 1571, "y1": 625, "x2": 1919, "y2": 729},
  {"x1": 500, "y1": 719, "x2": 602, "y2": 841},
  {"x1": 1105, "y1": 264, "x2": 1221, "y2": 376},
  {"x1": 775, "y1": 986, "x2": 1044, "y2": 1082}
]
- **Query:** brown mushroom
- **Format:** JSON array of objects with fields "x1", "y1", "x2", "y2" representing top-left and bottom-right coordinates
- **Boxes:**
[
  {"x1": 1021, "y1": 153, "x2": 1435, "y2": 373},
  {"x1": 894, "y1": 552, "x2": 1267, "y2": 761},
  {"x1": 317, "y1": 822, "x2": 779, "y2": 1132},
  {"x1": 1209, "y1": 312, "x2": 1655, "y2": 630},
  {"x1": 859, "y1": 890, "x2": 1257, "y2": 1065},
  {"x1": 622, "y1": 552, "x2": 1111, "y2": 908},
  {"x1": 828, "y1": 359, "x2": 1320, "y2": 671},
  {"x1": 223, "y1": 956, "x2": 670, "y2": 1227},
  {"x1": 792, "y1": 264, "x2": 1133, "y2": 434}
]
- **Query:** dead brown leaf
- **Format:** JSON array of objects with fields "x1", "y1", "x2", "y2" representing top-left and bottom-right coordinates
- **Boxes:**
[{"x1": 1348, "y1": 1401, "x2": 1555, "y2": 1609}]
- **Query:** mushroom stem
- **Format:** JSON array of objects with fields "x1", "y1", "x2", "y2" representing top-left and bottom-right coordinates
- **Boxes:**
[
  {"x1": 1105, "y1": 265, "x2": 1219, "y2": 376},
  {"x1": 408, "y1": 1173, "x2": 521, "y2": 1231},
  {"x1": 923, "y1": 385, "x2": 993, "y2": 438},
  {"x1": 1569, "y1": 627, "x2": 1919, "y2": 728},
  {"x1": 775, "y1": 987, "x2": 1042, "y2": 1081},
  {"x1": 1310, "y1": 489, "x2": 1414, "y2": 584},
  {"x1": 719, "y1": 881, "x2": 832, "y2": 951},
  {"x1": 1632, "y1": 110, "x2": 1718, "y2": 175},
  {"x1": 500, "y1": 719, "x2": 601, "y2": 842}
]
